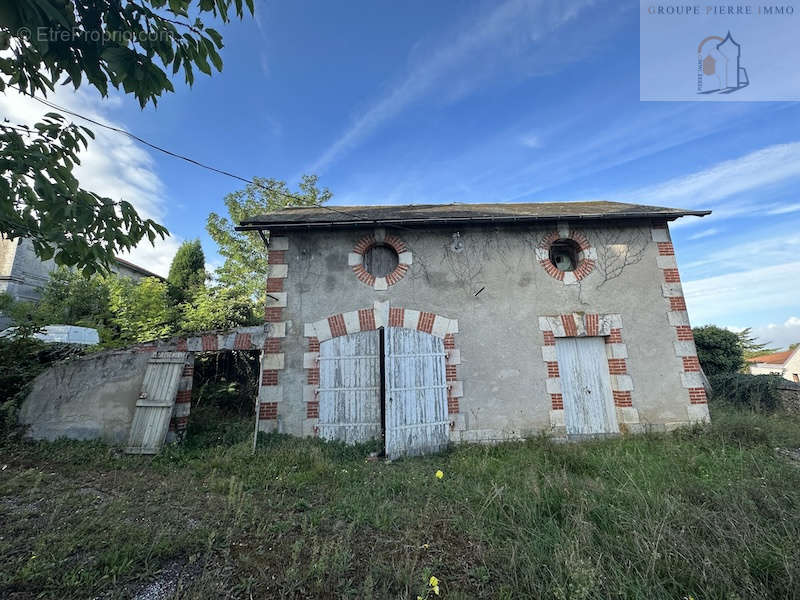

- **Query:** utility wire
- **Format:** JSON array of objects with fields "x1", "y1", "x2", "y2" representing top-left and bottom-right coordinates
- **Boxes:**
[{"x1": 7, "y1": 86, "x2": 413, "y2": 231}]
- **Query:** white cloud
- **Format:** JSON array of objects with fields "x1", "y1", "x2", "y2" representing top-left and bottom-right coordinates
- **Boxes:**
[
  {"x1": 0, "y1": 87, "x2": 180, "y2": 277},
  {"x1": 308, "y1": 0, "x2": 598, "y2": 173},
  {"x1": 725, "y1": 317, "x2": 800, "y2": 350},
  {"x1": 688, "y1": 227, "x2": 720, "y2": 240},
  {"x1": 683, "y1": 262, "x2": 800, "y2": 327},
  {"x1": 767, "y1": 202, "x2": 800, "y2": 215},
  {"x1": 620, "y1": 142, "x2": 800, "y2": 227}
]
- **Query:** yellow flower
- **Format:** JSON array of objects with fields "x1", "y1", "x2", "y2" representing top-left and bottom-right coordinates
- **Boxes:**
[
  {"x1": 435, "y1": 470, "x2": 444, "y2": 479},
  {"x1": 422, "y1": 543, "x2": 429, "y2": 549}
]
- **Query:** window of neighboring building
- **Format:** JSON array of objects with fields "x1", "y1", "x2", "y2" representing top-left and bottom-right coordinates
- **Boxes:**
[
  {"x1": 794, "y1": 373, "x2": 799, "y2": 383},
  {"x1": 549, "y1": 239, "x2": 581, "y2": 272},
  {"x1": 363, "y1": 244, "x2": 399, "y2": 277}
]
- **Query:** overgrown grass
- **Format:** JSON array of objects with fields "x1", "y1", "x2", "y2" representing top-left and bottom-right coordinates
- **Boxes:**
[{"x1": 2, "y1": 407, "x2": 800, "y2": 599}]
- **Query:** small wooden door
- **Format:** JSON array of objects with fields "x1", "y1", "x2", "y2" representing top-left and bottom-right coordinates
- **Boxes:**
[
  {"x1": 126, "y1": 351, "x2": 188, "y2": 454},
  {"x1": 318, "y1": 331, "x2": 382, "y2": 444},
  {"x1": 555, "y1": 337, "x2": 618, "y2": 436},
  {"x1": 384, "y1": 327, "x2": 449, "y2": 459}
]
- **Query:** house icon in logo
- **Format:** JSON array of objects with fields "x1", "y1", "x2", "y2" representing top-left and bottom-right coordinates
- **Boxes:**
[{"x1": 697, "y1": 32, "x2": 749, "y2": 94}]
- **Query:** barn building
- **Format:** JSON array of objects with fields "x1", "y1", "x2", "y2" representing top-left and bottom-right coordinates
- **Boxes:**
[{"x1": 237, "y1": 202, "x2": 711, "y2": 457}]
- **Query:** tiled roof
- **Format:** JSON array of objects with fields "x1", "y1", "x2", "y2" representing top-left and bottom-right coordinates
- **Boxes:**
[
  {"x1": 746, "y1": 350, "x2": 793, "y2": 365},
  {"x1": 238, "y1": 201, "x2": 710, "y2": 231}
]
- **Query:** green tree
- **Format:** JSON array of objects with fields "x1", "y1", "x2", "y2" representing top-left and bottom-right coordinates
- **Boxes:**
[
  {"x1": 179, "y1": 285, "x2": 256, "y2": 332},
  {"x1": 693, "y1": 325, "x2": 744, "y2": 377},
  {"x1": 736, "y1": 327, "x2": 778, "y2": 359},
  {"x1": 167, "y1": 239, "x2": 205, "y2": 304},
  {"x1": 206, "y1": 175, "x2": 331, "y2": 300},
  {"x1": 1, "y1": 0, "x2": 254, "y2": 274},
  {"x1": 107, "y1": 276, "x2": 175, "y2": 343}
]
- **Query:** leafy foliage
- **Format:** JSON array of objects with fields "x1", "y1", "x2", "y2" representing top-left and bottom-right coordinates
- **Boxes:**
[
  {"x1": 693, "y1": 325, "x2": 744, "y2": 377},
  {"x1": 107, "y1": 276, "x2": 175, "y2": 343},
  {"x1": 206, "y1": 175, "x2": 331, "y2": 300},
  {"x1": 167, "y1": 239, "x2": 205, "y2": 304},
  {"x1": 709, "y1": 372, "x2": 784, "y2": 412},
  {"x1": 1, "y1": 0, "x2": 254, "y2": 272},
  {"x1": 736, "y1": 327, "x2": 778, "y2": 359},
  {"x1": 1, "y1": 114, "x2": 169, "y2": 273},
  {"x1": 179, "y1": 284, "x2": 256, "y2": 332}
]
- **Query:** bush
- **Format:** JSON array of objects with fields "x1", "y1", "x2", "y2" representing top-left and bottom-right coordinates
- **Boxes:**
[
  {"x1": 693, "y1": 325, "x2": 744, "y2": 376},
  {"x1": 709, "y1": 372, "x2": 783, "y2": 412}
]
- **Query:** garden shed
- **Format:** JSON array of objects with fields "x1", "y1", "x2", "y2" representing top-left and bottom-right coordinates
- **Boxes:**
[{"x1": 233, "y1": 201, "x2": 710, "y2": 457}]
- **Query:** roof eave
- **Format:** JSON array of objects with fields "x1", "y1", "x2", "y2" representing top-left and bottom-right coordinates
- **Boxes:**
[{"x1": 235, "y1": 210, "x2": 712, "y2": 232}]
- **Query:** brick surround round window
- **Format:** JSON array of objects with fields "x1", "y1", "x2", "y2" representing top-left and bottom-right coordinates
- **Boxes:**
[
  {"x1": 349, "y1": 232, "x2": 412, "y2": 290},
  {"x1": 537, "y1": 228, "x2": 596, "y2": 284}
]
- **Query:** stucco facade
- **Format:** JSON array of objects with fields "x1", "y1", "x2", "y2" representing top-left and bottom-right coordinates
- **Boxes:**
[{"x1": 242, "y1": 205, "x2": 710, "y2": 445}]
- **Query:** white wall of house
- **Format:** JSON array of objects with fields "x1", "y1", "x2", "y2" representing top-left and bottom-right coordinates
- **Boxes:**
[{"x1": 749, "y1": 349, "x2": 800, "y2": 382}]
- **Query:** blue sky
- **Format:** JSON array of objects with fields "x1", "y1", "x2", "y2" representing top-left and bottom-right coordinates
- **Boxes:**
[{"x1": 2, "y1": 0, "x2": 799, "y2": 346}]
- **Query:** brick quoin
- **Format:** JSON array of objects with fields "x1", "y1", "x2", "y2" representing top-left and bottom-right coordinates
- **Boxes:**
[
  {"x1": 177, "y1": 338, "x2": 188, "y2": 351},
  {"x1": 607, "y1": 358, "x2": 627, "y2": 374},
  {"x1": 662, "y1": 268, "x2": 681, "y2": 283},
  {"x1": 358, "y1": 309, "x2": 376, "y2": 331},
  {"x1": 389, "y1": 307, "x2": 404, "y2": 327},
  {"x1": 448, "y1": 397, "x2": 459, "y2": 414},
  {"x1": 657, "y1": 242, "x2": 675, "y2": 255},
  {"x1": 543, "y1": 330, "x2": 555, "y2": 345},
  {"x1": 328, "y1": 314, "x2": 347, "y2": 338},
  {"x1": 546, "y1": 361, "x2": 559, "y2": 377},
  {"x1": 263, "y1": 338, "x2": 281, "y2": 353},
  {"x1": 417, "y1": 311, "x2": 435, "y2": 334},
  {"x1": 445, "y1": 365, "x2": 457, "y2": 381},
  {"x1": 259, "y1": 402, "x2": 278, "y2": 420},
  {"x1": 175, "y1": 390, "x2": 192, "y2": 403},
  {"x1": 669, "y1": 297, "x2": 687, "y2": 311},
  {"x1": 550, "y1": 393, "x2": 564, "y2": 410},
  {"x1": 182, "y1": 365, "x2": 193, "y2": 378},
  {"x1": 267, "y1": 250, "x2": 286, "y2": 265},
  {"x1": 308, "y1": 337, "x2": 320, "y2": 352},
  {"x1": 266, "y1": 277, "x2": 284, "y2": 292},
  {"x1": 682, "y1": 356, "x2": 701, "y2": 372},
  {"x1": 261, "y1": 369, "x2": 279, "y2": 386},
  {"x1": 688, "y1": 388, "x2": 707, "y2": 404},
  {"x1": 675, "y1": 325, "x2": 693, "y2": 341},
  {"x1": 201, "y1": 335, "x2": 218, "y2": 351},
  {"x1": 264, "y1": 307, "x2": 283, "y2": 322},
  {"x1": 613, "y1": 391, "x2": 633, "y2": 407},
  {"x1": 233, "y1": 333, "x2": 252, "y2": 350},
  {"x1": 306, "y1": 401, "x2": 319, "y2": 419},
  {"x1": 307, "y1": 367, "x2": 320, "y2": 385},
  {"x1": 443, "y1": 334, "x2": 456, "y2": 349},
  {"x1": 561, "y1": 314, "x2": 578, "y2": 337},
  {"x1": 606, "y1": 328, "x2": 623, "y2": 344}
]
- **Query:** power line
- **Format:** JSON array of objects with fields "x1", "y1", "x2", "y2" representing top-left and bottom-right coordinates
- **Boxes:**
[{"x1": 7, "y1": 86, "x2": 412, "y2": 231}]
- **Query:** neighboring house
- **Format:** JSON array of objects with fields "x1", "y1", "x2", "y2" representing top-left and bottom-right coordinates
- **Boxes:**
[
  {"x1": 235, "y1": 201, "x2": 711, "y2": 457},
  {"x1": 0, "y1": 237, "x2": 162, "y2": 327},
  {"x1": 746, "y1": 348, "x2": 800, "y2": 383}
]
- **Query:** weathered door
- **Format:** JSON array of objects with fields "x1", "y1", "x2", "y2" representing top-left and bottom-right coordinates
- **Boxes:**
[
  {"x1": 555, "y1": 337, "x2": 618, "y2": 436},
  {"x1": 318, "y1": 331, "x2": 382, "y2": 444},
  {"x1": 126, "y1": 351, "x2": 188, "y2": 454},
  {"x1": 384, "y1": 327, "x2": 449, "y2": 458}
]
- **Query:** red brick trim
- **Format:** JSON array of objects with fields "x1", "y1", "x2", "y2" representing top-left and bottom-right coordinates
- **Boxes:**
[
  {"x1": 259, "y1": 402, "x2": 278, "y2": 420},
  {"x1": 304, "y1": 306, "x2": 462, "y2": 431},
  {"x1": 350, "y1": 232, "x2": 412, "y2": 289},
  {"x1": 537, "y1": 227, "x2": 597, "y2": 283}
]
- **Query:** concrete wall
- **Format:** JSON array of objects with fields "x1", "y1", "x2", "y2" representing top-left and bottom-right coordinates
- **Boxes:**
[
  {"x1": 257, "y1": 219, "x2": 709, "y2": 442},
  {"x1": 19, "y1": 350, "x2": 151, "y2": 443}
]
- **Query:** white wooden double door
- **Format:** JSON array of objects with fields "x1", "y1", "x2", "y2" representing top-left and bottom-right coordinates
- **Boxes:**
[
  {"x1": 555, "y1": 337, "x2": 619, "y2": 436},
  {"x1": 318, "y1": 327, "x2": 449, "y2": 458}
]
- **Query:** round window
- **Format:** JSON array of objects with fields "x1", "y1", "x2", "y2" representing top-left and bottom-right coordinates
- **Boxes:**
[
  {"x1": 363, "y1": 244, "x2": 399, "y2": 277},
  {"x1": 549, "y1": 239, "x2": 581, "y2": 272}
]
